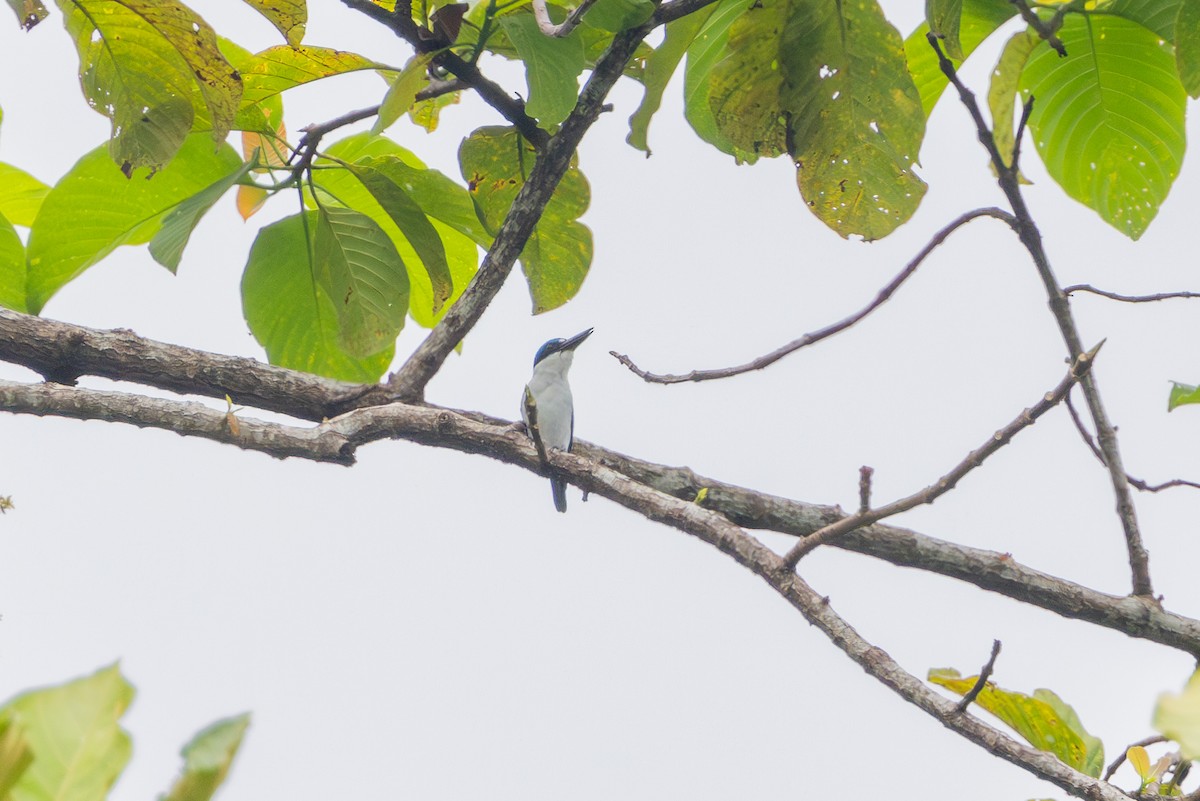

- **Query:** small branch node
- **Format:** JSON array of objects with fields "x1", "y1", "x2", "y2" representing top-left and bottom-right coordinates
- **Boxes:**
[{"x1": 858, "y1": 466, "x2": 873, "y2": 514}]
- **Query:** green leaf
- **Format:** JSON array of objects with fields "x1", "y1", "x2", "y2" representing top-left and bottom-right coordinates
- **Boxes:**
[
  {"x1": 1019, "y1": 13, "x2": 1187, "y2": 239},
  {"x1": 317, "y1": 133, "x2": 480, "y2": 327},
  {"x1": 241, "y1": 0, "x2": 305, "y2": 46},
  {"x1": 236, "y1": 46, "x2": 384, "y2": 131},
  {"x1": 459, "y1": 125, "x2": 591, "y2": 313},
  {"x1": 0, "y1": 213, "x2": 27, "y2": 312},
  {"x1": 1156, "y1": 670, "x2": 1200, "y2": 759},
  {"x1": 350, "y1": 157, "x2": 452, "y2": 312},
  {"x1": 161, "y1": 714, "x2": 250, "y2": 801},
  {"x1": 242, "y1": 213, "x2": 394, "y2": 381},
  {"x1": 149, "y1": 160, "x2": 255, "y2": 273},
  {"x1": 1175, "y1": 1, "x2": 1200, "y2": 97},
  {"x1": 1106, "y1": 0, "x2": 1181, "y2": 41},
  {"x1": 904, "y1": 0, "x2": 1016, "y2": 116},
  {"x1": 628, "y1": 9, "x2": 714, "y2": 155},
  {"x1": 929, "y1": 668, "x2": 1101, "y2": 776},
  {"x1": 708, "y1": 0, "x2": 927, "y2": 239},
  {"x1": 927, "y1": 0, "x2": 965, "y2": 59},
  {"x1": 373, "y1": 53, "x2": 436, "y2": 134},
  {"x1": 988, "y1": 29, "x2": 1038, "y2": 169},
  {"x1": 0, "y1": 714, "x2": 34, "y2": 798},
  {"x1": 583, "y1": 0, "x2": 653, "y2": 32},
  {"x1": 683, "y1": 0, "x2": 757, "y2": 162},
  {"x1": 5, "y1": 0, "x2": 47, "y2": 29},
  {"x1": 1, "y1": 663, "x2": 134, "y2": 801},
  {"x1": 0, "y1": 164, "x2": 50, "y2": 227},
  {"x1": 1168, "y1": 381, "x2": 1200, "y2": 411},
  {"x1": 56, "y1": 0, "x2": 242, "y2": 175},
  {"x1": 26, "y1": 134, "x2": 241, "y2": 313},
  {"x1": 500, "y1": 12, "x2": 586, "y2": 127},
  {"x1": 314, "y1": 205, "x2": 409, "y2": 357},
  {"x1": 1033, "y1": 688, "x2": 1105, "y2": 778}
]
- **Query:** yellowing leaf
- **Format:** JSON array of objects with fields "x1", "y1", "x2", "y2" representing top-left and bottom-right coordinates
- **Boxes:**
[
  {"x1": 459, "y1": 125, "x2": 591, "y2": 313},
  {"x1": 57, "y1": 0, "x2": 242, "y2": 174},
  {"x1": 241, "y1": 0, "x2": 305, "y2": 46},
  {"x1": 707, "y1": 0, "x2": 926, "y2": 239},
  {"x1": 374, "y1": 53, "x2": 435, "y2": 134},
  {"x1": 929, "y1": 669, "x2": 1103, "y2": 776},
  {"x1": 236, "y1": 46, "x2": 384, "y2": 131},
  {"x1": 1127, "y1": 745, "x2": 1151, "y2": 779}
]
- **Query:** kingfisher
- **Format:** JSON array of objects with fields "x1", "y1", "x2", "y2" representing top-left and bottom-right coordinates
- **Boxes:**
[{"x1": 522, "y1": 328, "x2": 593, "y2": 512}]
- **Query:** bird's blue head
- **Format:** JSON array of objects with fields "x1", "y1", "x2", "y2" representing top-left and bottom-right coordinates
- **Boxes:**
[{"x1": 533, "y1": 327, "x2": 593, "y2": 367}]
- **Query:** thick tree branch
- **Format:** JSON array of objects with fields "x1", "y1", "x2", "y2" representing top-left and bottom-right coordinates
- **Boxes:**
[
  {"x1": 782, "y1": 343, "x2": 1098, "y2": 567},
  {"x1": 339, "y1": 0, "x2": 549, "y2": 148},
  {"x1": 0, "y1": 380, "x2": 356, "y2": 464},
  {"x1": 612, "y1": 208, "x2": 1017, "y2": 383},
  {"x1": 929, "y1": 34, "x2": 1153, "y2": 598},
  {"x1": 579, "y1": 474, "x2": 1132, "y2": 801},
  {"x1": 1, "y1": 309, "x2": 1197, "y2": 654}
]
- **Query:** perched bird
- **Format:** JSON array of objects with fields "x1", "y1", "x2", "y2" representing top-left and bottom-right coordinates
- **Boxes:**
[{"x1": 522, "y1": 328, "x2": 593, "y2": 512}]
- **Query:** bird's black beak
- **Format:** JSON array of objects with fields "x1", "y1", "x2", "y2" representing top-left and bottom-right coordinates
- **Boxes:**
[{"x1": 561, "y1": 327, "x2": 593, "y2": 352}]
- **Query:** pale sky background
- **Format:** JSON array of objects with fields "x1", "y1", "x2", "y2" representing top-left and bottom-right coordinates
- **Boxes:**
[{"x1": 3, "y1": 2, "x2": 1200, "y2": 799}]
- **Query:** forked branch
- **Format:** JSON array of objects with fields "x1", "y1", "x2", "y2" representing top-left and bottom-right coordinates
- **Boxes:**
[
  {"x1": 782, "y1": 342, "x2": 1101, "y2": 567},
  {"x1": 928, "y1": 33, "x2": 1153, "y2": 598}
]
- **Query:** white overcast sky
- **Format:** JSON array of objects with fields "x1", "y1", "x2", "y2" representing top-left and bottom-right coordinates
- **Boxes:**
[{"x1": 3, "y1": 2, "x2": 1200, "y2": 799}]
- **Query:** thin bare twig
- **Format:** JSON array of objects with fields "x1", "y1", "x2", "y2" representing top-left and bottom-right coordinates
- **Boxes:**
[
  {"x1": 1103, "y1": 735, "x2": 1167, "y2": 781},
  {"x1": 531, "y1": 0, "x2": 600, "y2": 37},
  {"x1": 612, "y1": 207, "x2": 1017, "y2": 383},
  {"x1": 1064, "y1": 284, "x2": 1200, "y2": 303},
  {"x1": 782, "y1": 342, "x2": 1101, "y2": 568},
  {"x1": 955, "y1": 639, "x2": 1002, "y2": 713},
  {"x1": 928, "y1": 33, "x2": 1153, "y2": 597},
  {"x1": 1066, "y1": 391, "x2": 1200, "y2": 493}
]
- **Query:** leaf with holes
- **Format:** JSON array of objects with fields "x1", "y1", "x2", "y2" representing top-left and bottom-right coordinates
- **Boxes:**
[
  {"x1": 1020, "y1": 14, "x2": 1187, "y2": 239},
  {"x1": 56, "y1": 0, "x2": 242, "y2": 174},
  {"x1": 459, "y1": 125, "x2": 591, "y2": 313},
  {"x1": 242, "y1": 213, "x2": 394, "y2": 380},
  {"x1": 314, "y1": 205, "x2": 409, "y2": 357},
  {"x1": 5, "y1": 0, "x2": 47, "y2": 29},
  {"x1": 708, "y1": 0, "x2": 926, "y2": 239}
]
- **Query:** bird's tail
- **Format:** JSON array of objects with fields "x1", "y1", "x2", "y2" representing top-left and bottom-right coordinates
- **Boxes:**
[{"x1": 551, "y1": 478, "x2": 567, "y2": 513}]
